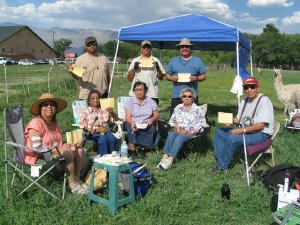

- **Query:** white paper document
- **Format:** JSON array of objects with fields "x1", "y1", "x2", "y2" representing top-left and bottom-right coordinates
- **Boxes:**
[
  {"x1": 100, "y1": 98, "x2": 114, "y2": 109},
  {"x1": 218, "y1": 112, "x2": 233, "y2": 124},
  {"x1": 178, "y1": 73, "x2": 191, "y2": 82}
]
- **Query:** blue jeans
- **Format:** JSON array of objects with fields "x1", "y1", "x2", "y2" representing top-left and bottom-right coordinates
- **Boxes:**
[
  {"x1": 163, "y1": 131, "x2": 194, "y2": 158},
  {"x1": 86, "y1": 132, "x2": 116, "y2": 156},
  {"x1": 214, "y1": 128, "x2": 269, "y2": 170}
]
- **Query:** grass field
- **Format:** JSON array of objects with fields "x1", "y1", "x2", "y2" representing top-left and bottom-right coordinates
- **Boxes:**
[{"x1": 1, "y1": 64, "x2": 300, "y2": 225}]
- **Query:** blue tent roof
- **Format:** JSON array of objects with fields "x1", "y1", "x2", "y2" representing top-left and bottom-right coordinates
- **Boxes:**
[{"x1": 118, "y1": 14, "x2": 251, "y2": 51}]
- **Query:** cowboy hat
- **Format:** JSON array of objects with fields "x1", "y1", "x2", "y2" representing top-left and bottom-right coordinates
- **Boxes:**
[
  {"x1": 30, "y1": 93, "x2": 67, "y2": 116},
  {"x1": 176, "y1": 38, "x2": 194, "y2": 46}
]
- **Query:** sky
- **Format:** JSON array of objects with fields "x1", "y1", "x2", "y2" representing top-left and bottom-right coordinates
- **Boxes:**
[{"x1": 0, "y1": 0, "x2": 299, "y2": 34}]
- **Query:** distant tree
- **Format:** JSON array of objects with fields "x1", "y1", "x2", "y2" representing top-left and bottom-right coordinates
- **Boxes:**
[
  {"x1": 118, "y1": 42, "x2": 140, "y2": 60},
  {"x1": 53, "y1": 38, "x2": 72, "y2": 58},
  {"x1": 103, "y1": 40, "x2": 118, "y2": 57}
]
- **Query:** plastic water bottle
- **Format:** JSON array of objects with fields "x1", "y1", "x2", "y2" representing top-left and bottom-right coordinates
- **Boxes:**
[
  {"x1": 120, "y1": 141, "x2": 128, "y2": 162},
  {"x1": 221, "y1": 183, "x2": 230, "y2": 200},
  {"x1": 42, "y1": 143, "x2": 52, "y2": 162}
]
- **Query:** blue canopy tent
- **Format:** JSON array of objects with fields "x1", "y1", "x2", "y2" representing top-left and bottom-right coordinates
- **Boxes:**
[{"x1": 110, "y1": 14, "x2": 252, "y2": 100}]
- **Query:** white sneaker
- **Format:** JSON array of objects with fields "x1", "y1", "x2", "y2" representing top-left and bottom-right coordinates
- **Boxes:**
[
  {"x1": 159, "y1": 159, "x2": 172, "y2": 170},
  {"x1": 156, "y1": 159, "x2": 166, "y2": 169}
]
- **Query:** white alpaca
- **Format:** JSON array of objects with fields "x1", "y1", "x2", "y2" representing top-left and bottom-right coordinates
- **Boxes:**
[
  {"x1": 273, "y1": 69, "x2": 300, "y2": 115},
  {"x1": 287, "y1": 89, "x2": 300, "y2": 115}
]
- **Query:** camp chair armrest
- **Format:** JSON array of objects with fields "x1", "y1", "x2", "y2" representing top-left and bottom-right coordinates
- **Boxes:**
[
  {"x1": 5, "y1": 140, "x2": 42, "y2": 153},
  {"x1": 198, "y1": 124, "x2": 210, "y2": 134}
]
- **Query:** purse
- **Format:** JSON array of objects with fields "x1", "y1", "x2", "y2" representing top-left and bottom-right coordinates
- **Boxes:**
[{"x1": 84, "y1": 168, "x2": 107, "y2": 191}]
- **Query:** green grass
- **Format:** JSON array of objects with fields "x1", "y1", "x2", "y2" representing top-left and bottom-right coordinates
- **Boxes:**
[{"x1": 1, "y1": 65, "x2": 300, "y2": 224}]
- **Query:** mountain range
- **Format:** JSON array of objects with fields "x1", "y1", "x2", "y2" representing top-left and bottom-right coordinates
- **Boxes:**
[{"x1": 0, "y1": 22, "x2": 119, "y2": 55}]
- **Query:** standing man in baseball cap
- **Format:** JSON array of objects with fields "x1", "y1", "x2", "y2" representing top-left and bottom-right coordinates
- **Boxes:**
[
  {"x1": 127, "y1": 40, "x2": 165, "y2": 105},
  {"x1": 69, "y1": 36, "x2": 111, "y2": 100},
  {"x1": 209, "y1": 76, "x2": 274, "y2": 175}
]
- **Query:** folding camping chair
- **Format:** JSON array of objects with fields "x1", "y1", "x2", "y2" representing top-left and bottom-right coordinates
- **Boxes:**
[
  {"x1": 158, "y1": 104, "x2": 210, "y2": 161},
  {"x1": 72, "y1": 100, "x2": 122, "y2": 153},
  {"x1": 179, "y1": 104, "x2": 210, "y2": 161},
  {"x1": 273, "y1": 201, "x2": 300, "y2": 225},
  {"x1": 285, "y1": 109, "x2": 300, "y2": 131},
  {"x1": 4, "y1": 104, "x2": 67, "y2": 200},
  {"x1": 237, "y1": 120, "x2": 280, "y2": 185}
]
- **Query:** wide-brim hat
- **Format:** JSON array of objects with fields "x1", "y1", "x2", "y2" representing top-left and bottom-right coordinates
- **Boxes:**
[
  {"x1": 176, "y1": 38, "x2": 194, "y2": 46},
  {"x1": 30, "y1": 93, "x2": 67, "y2": 116}
]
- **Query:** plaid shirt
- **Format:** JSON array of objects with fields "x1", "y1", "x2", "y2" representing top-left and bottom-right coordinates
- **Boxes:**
[{"x1": 78, "y1": 106, "x2": 114, "y2": 131}]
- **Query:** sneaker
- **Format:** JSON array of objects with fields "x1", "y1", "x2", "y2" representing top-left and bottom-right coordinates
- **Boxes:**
[
  {"x1": 206, "y1": 166, "x2": 228, "y2": 176},
  {"x1": 159, "y1": 159, "x2": 172, "y2": 170},
  {"x1": 156, "y1": 159, "x2": 166, "y2": 169}
]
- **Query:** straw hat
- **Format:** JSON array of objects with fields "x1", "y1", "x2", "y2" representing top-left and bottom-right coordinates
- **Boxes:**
[
  {"x1": 176, "y1": 38, "x2": 194, "y2": 46},
  {"x1": 30, "y1": 93, "x2": 67, "y2": 116}
]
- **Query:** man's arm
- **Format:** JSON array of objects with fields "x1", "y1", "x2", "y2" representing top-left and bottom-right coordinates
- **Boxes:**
[
  {"x1": 127, "y1": 68, "x2": 137, "y2": 81},
  {"x1": 165, "y1": 73, "x2": 178, "y2": 82},
  {"x1": 231, "y1": 122, "x2": 266, "y2": 135}
]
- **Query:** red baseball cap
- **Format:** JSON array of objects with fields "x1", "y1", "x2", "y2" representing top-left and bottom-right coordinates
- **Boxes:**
[{"x1": 243, "y1": 77, "x2": 259, "y2": 86}]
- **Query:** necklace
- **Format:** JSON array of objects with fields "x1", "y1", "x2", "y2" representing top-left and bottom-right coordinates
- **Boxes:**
[
  {"x1": 89, "y1": 54, "x2": 99, "y2": 70},
  {"x1": 180, "y1": 57, "x2": 190, "y2": 66}
]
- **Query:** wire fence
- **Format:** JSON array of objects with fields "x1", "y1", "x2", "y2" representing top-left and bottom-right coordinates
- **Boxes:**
[{"x1": 0, "y1": 63, "x2": 75, "y2": 104}]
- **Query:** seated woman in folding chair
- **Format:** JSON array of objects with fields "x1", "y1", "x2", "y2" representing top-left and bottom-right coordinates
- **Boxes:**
[
  {"x1": 124, "y1": 81, "x2": 161, "y2": 159},
  {"x1": 78, "y1": 90, "x2": 120, "y2": 156},
  {"x1": 156, "y1": 88, "x2": 207, "y2": 170},
  {"x1": 24, "y1": 93, "x2": 89, "y2": 194},
  {"x1": 209, "y1": 77, "x2": 274, "y2": 175}
]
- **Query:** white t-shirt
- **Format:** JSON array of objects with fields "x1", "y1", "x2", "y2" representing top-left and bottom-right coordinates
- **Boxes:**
[
  {"x1": 127, "y1": 55, "x2": 165, "y2": 99},
  {"x1": 237, "y1": 93, "x2": 274, "y2": 135}
]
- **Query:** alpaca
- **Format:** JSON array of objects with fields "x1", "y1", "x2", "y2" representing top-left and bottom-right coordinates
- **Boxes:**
[
  {"x1": 287, "y1": 89, "x2": 300, "y2": 115},
  {"x1": 273, "y1": 69, "x2": 300, "y2": 115}
]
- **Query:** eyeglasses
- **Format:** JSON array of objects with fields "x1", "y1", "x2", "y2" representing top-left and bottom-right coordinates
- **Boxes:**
[
  {"x1": 180, "y1": 46, "x2": 191, "y2": 49},
  {"x1": 86, "y1": 42, "x2": 97, "y2": 47},
  {"x1": 243, "y1": 85, "x2": 257, "y2": 90},
  {"x1": 134, "y1": 88, "x2": 145, "y2": 92},
  {"x1": 142, "y1": 45, "x2": 151, "y2": 49},
  {"x1": 41, "y1": 102, "x2": 56, "y2": 107},
  {"x1": 182, "y1": 95, "x2": 193, "y2": 98}
]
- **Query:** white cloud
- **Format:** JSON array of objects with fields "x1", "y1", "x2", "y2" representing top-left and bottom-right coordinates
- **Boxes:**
[
  {"x1": 239, "y1": 12, "x2": 250, "y2": 17},
  {"x1": 0, "y1": 0, "x2": 237, "y2": 30},
  {"x1": 242, "y1": 27, "x2": 263, "y2": 35},
  {"x1": 239, "y1": 15, "x2": 279, "y2": 26},
  {"x1": 247, "y1": 0, "x2": 293, "y2": 8},
  {"x1": 282, "y1": 11, "x2": 300, "y2": 25}
]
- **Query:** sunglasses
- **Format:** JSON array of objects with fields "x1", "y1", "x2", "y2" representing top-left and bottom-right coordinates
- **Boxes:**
[
  {"x1": 41, "y1": 102, "x2": 56, "y2": 107},
  {"x1": 243, "y1": 85, "x2": 257, "y2": 90},
  {"x1": 142, "y1": 45, "x2": 151, "y2": 49},
  {"x1": 182, "y1": 95, "x2": 193, "y2": 98},
  {"x1": 86, "y1": 42, "x2": 97, "y2": 47},
  {"x1": 180, "y1": 45, "x2": 191, "y2": 49}
]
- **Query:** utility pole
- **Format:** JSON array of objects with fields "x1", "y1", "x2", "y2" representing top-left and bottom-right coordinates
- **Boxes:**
[{"x1": 51, "y1": 31, "x2": 56, "y2": 58}]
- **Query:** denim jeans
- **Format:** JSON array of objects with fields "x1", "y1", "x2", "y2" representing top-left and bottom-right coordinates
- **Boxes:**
[
  {"x1": 86, "y1": 132, "x2": 116, "y2": 156},
  {"x1": 163, "y1": 131, "x2": 194, "y2": 158},
  {"x1": 214, "y1": 128, "x2": 269, "y2": 170}
]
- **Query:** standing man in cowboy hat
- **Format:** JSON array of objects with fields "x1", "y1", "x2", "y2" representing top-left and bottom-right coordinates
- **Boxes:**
[
  {"x1": 69, "y1": 36, "x2": 111, "y2": 100},
  {"x1": 166, "y1": 38, "x2": 206, "y2": 116},
  {"x1": 127, "y1": 40, "x2": 165, "y2": 105}
]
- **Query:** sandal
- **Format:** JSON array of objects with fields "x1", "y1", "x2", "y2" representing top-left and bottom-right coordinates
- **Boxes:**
[{"x1": 70, "y1": 184, "x2": 89, "y2": 194}]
